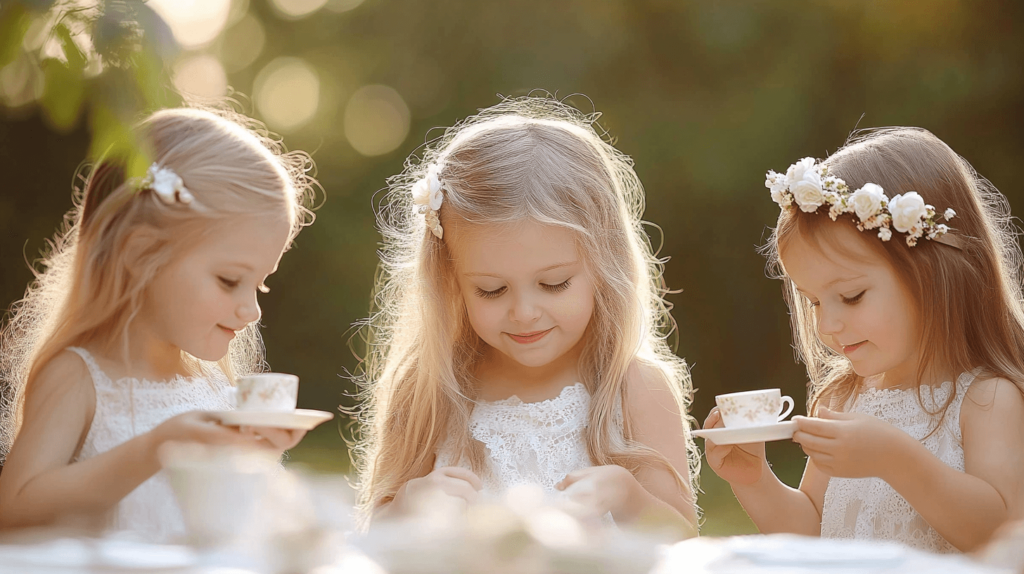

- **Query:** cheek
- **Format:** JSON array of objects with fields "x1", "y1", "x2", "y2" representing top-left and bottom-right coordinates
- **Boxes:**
[
  {"x1": 555, "y1": 284, "x2": 595, "y2": 326},
  {"x1": 462, "y1": 295, "x2": 502, "y2": 334}
]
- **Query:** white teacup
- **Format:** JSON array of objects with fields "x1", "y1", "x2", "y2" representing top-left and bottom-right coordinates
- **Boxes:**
[
  {"x1": 234, "y1": 373, "x2": 299, "y2": 412},
  {"x1": 716, "y1": 388, "x2": 794, "y2": 428}
]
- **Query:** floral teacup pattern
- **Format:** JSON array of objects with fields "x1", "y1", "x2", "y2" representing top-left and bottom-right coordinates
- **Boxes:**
[
  {"x1": 716, "y1": 389, "x2": 794, "y2": 428},
  {"x1": 234, "y1": 374, "x2": 299, "y2": 411}
]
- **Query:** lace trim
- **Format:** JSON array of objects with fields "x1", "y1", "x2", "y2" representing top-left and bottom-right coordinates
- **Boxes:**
[{"x1": 820, "y1": 371, "x2": 976, "y2": 553}]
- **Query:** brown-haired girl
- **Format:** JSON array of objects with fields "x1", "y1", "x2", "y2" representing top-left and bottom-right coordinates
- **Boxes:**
[
  {"x1": 705, "y1": 128, "x2": 1024, "y2": 552},
  {"x1": 0, "y1": 108, "x2": 316, "y2": 540}
]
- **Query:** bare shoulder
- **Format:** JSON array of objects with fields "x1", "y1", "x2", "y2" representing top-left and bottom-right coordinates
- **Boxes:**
[
  {"x1": 624, "y1": 360, "x2": 688, "y2": 429},
  {"x1": 961, "y1": 375, "x2": 1024, "y2": 425},
  {"x1": 23, "y1": 350, "x2": 95, "y2": 414}
]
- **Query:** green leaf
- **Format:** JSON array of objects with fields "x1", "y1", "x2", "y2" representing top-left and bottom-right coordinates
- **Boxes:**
[{"x1": 0, "y1": 5, "x2": 31, "y2": 69}]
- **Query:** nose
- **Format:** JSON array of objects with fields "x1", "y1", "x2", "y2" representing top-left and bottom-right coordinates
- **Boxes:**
[
  {"x1": 509, "y1": 291, "x2": 541, "y2": 324},
  {"x1": 815, "y1": 304, "x2": 843, "y2": 338},
  {"x1": 236, "y1": 291, "x2": 262, "y2": 325}
]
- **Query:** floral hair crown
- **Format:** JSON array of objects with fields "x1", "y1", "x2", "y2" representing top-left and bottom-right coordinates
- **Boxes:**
[
  {"x1": 766, "y1": 157, "x2": 958, "y2": 248},
  {"x1": 140, "y1": 163, "x2": 194, "y2": 205},
  {"x1": 411, "y1": 163, "x2": 445, "y2": 239}
]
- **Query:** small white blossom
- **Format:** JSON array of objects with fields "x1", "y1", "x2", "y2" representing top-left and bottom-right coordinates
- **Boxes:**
[
  {"x1": 146, "y1": 164, "x2": 193, "y2": 205},
  {"x1": 878, "y1": 227, "x2": 892, "y2": 241},
  {"x1": 944, "y1": 208, "x2": 957, "y2": 221}
]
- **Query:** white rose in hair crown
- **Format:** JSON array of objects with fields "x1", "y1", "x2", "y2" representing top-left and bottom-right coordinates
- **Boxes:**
[{"x1": 765, "y1": 158, "x2": 959, "y2": 249}]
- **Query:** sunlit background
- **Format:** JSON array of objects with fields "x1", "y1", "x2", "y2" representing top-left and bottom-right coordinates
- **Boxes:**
[{"x1": 2, "y1": 0, "x2": 1023, "y2": 535}]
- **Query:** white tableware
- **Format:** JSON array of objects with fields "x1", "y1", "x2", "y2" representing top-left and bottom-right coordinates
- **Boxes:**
[
  {"x1": 234, "y1": 373, "x2": 299, "y2": 411},
  {"x1": 214, "y1": 408, "x2": 334, "y2": 431},
  {"x1": 716, "y1": 388, "x2": 795, "y2": 428},
  {"x1": 692, "y1": 421, "x2": 797, "y2": 445}
]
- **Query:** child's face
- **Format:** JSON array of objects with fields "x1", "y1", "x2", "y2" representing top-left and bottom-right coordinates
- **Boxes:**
[
  {"x1": 451, "y1": 220, "x2": 595, "y2": 370},
  {"x1": 781, "y1": 224, "x2": 920, "y2": 381},
  {"x1": 140, "y1": 214, "x2": 291, "y2": 362}
]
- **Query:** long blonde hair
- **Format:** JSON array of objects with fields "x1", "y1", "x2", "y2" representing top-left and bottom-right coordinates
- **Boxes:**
[
  {"x1": 354, "y1": 96, "x2": 698, "y2": 519},
  {"x1": 765, "y1": 128, "x2": 1024, "y2": 416},
  {"x1": 0, "y1": 107, "x2": 316, "y2": 463}
]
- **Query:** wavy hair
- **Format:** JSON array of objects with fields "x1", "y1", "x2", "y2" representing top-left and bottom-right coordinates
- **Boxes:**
[
  {"x1": 764, "y1": 128, "x2": 1024, "y2": 418},
  {"x1": 353, "y1": 96, "x2": 698, "y2": 521},
  {"x1": 0, "y1": 107, "x2": 317, "y2": 463}
]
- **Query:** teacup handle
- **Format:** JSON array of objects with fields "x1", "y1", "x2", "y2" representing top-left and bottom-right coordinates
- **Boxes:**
[{"x1": 777, "y1": 396, "x2": 794, "y2": 421}]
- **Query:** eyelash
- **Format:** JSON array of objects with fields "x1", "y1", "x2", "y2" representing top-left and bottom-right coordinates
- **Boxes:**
[
  {"x1": 219, "y1": 277, "x2": 271, "y2": 294},
  {"x1": 842, "y1": 290, "x2": 866, "y2": 305},
  {"x1": 474, "y1": 279, "x2": 573, "y2": 299},
  {"x1": 808, "y1": 290, "x2": 865, "y2": 307}
]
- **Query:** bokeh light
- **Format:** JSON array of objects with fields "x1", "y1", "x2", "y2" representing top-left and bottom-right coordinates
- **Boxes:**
[
  {"x1": 271, "y1": 0, "x2": 330, "y2": 19},
  {"x1": 0, "y1": 53, "x2": 43, "y2": 108},
  {"x1": 343, "y1": 85, "x2": 411, "y2": 157},
  {"x1": 148, "y1": 0, "x2": 232, "y2": 49},
  {"x1": 221, "y1": 14, "x2": 266, "y2": 73},
  {"x1": 172, "y1": 54, "x2": 228, "y2": 99},
  {"x1": 326, "y1": 0, "x2": 366, "y2": 12},
  {"x1": 254, "y1": 58, "x2": 320, "y2": 132}
]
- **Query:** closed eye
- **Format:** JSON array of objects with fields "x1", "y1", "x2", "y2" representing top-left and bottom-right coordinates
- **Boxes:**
[
  {"x1": 475, "y1": 286, "x2": 506, "y2": 299},
  {"x1": 841, "y1": 290, "x2": 866, "y2": 305},
  {"x1": 219, "y1": 277, "x2": 240, "y2": 289},
  {"x1": 541, "y1": 279, "x2": 572, "y2": 293}
]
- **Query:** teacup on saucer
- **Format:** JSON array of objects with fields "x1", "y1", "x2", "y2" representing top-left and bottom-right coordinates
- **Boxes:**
[
  {"x1": 716, "y1": 388, "x2": 795, "y2": 428},
  {"x1": 234, "y1": 373, "x2": 299, "y2": 411}
]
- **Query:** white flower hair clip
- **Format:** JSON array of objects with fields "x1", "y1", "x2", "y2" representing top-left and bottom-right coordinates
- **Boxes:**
[
  {"x1": 766, "y1": 158, "x2": 959, "y2": 248},
  {"x1": 411, "y1": 164, "x2": 444, "y2": 239},
  {"x1": 141, "y1": 163, "x2": 194, "y2": 205}
]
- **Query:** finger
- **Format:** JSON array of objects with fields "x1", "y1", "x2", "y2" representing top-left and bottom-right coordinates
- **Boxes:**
[
  {"x1": 438, "y1": 467, "x2": 484, "y2": 491},
  {"x1": 816, "y1": 406, "x2": 852, "y2": 420},
  {"x1": 704, "y1": 444, "x2": 733, "y2": 469},
  {"x1": 556, "y1": 468, "x2": 591, "y2": 490},
  {"x1": 800, "y1": 446, "x2": 833, "y2": 463},
  {"x1": 248, "y1": 426, "x2": 294, "y2": 449},
  {"x1": 703, "y1": 408, "x2": 722, "y2": 429},
  {"x1": 441, "y1": 480, "x2": 480, "y2": 504},
  {"x1": 793, "y1": 415, "x2": 840, "y2": 438},
  {"x1": 791, "y1": 431, "x2": 834, "y2": 452}
]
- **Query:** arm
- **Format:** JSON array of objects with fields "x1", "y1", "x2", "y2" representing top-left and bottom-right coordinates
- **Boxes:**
[
  {"x1": 558, "y1": 362, "x2": 699, "y2": 538},
  {"x1": 793, "y1": 378, "x2": 1024, "y2": 551},
  {"x1": 889, "y1": 378, "x2": 1023, "y2": 550},
  {"x1": 704, "y1": 407, "x2": 826, "y2": 535},
  {"x1": 0, "y1": 351, "x2": 267, "y2": 530}
]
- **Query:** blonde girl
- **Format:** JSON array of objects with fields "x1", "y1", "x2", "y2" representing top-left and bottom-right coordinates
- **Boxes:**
[
  {"x1": 0, "y1": 108, "x2": 315, "y2": 541},
  {"x1": 705, "y1": 128, "x2": 1024, "y2": 552},
  {"x1": 354, "y1": 96, "x2": 699, "y2": 535}
]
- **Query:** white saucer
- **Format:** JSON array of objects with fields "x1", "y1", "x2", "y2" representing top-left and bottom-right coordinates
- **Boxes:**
[
  {"x1": 213, "y1": 409, "x2": 334, "y2": 431},
  {"x1": 691, "y1": 421, "x2": 797, "y2": 445}
]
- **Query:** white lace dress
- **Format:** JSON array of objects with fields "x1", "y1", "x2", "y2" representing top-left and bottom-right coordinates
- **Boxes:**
[
  {"x1": 67, "y1": 347, "x2": 234, "y2": 542},
  {"x1": 820, "y1": 371, "x2": 976, "y2": 553},
  {"x1": 434, "y1": 383, "x2": 613, "y2": 495}
]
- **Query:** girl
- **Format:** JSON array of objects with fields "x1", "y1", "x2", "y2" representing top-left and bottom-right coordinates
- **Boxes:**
[
  {"x1": 0, "y1": 108, "x2": 316, "y2": 541},
  {"x1": 705, "y1": 128, "x2": 1024, "y2": 552},
  {"x1": 353, "y1": 96, "x2": 699, "y2": 535}
]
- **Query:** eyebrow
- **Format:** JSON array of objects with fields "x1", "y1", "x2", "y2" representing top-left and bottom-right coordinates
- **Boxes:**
[
  {"x1": 463, "y1": 261, "x2": 579, "y2": 278},
  {"x1": 795, "y1": 274, "x2": 866, "y2": 296}
]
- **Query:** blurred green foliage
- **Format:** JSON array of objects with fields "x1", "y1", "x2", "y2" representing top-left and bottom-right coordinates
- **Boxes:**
[{"x1": 2, "y1": 0, "x2": 1023, "y2": 535}]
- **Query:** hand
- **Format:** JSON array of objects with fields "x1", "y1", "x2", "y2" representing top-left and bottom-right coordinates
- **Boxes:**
[
  {"x1": 556, "y1": 465, "x2": 639, "y2": 518},
  {"x1": 150, "y1": 411, "x2": 265, "y2": 450},
  {"x1": 703, "y1": 407, "x2": 767, "y2": 485},
  {"x1": 391, "y1": 467, "x2": 483, "y2": 514},
  {"x1": 238, "y1": 425, "x2": 307, "y2": 454},
  {"x1": 792, "y1": 407, "x2": 910, "y2": 479}
]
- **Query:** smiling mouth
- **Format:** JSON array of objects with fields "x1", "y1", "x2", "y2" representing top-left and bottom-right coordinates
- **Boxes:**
[
  {"x1": 218, "y1": 325, "x2": 240, "y2": 337},
  {"x1": 841, "y1": 340, "x2": 867, "y2": 355},
  {"x1": 507, "y1": 328, "x2": 554, "y2": 345}
]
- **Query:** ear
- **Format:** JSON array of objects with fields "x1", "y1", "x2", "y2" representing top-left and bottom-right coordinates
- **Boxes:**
[{"x1": 81, "y1": 159, "x2": 128, "y2": 229}]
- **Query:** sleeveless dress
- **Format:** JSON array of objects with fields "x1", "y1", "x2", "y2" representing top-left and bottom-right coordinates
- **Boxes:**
[
  {"x1": 67, "y1": 347, "x2": 234, "y2": 542},
  {"x1": 434, "y1": 383, "x2": 617, "y2": 495},
  {"x1": 820, "y1": 371, "x2": 977, "y2": 553}
]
